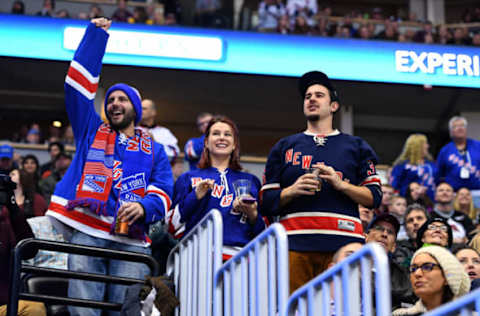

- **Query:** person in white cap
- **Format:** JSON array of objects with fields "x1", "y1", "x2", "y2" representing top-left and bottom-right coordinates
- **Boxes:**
[{"x1": 393, "y1": 245, "x2": 470, "y2": 315}]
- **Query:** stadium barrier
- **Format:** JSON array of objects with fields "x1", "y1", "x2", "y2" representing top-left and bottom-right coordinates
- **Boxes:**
[
  {"x1": 7, "y1": 238, "x2": 160, "y2": 316},
  {"x1": 213, "y1": 223, "x2": 289, "y2": 316},
  {"x1": 166, "y1": 209, "x2": 223, "y2": 316},
  {"x1": 284, "y1": 242, "x2": 391, "y2": 316},
  {"x1": 423, "y1": 287, "x2": 480, "y2": 316}
]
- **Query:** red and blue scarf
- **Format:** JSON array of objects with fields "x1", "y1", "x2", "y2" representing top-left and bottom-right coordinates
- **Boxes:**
[{"x1": 66, "y1": 123, "x2": 153, "y2": 240}]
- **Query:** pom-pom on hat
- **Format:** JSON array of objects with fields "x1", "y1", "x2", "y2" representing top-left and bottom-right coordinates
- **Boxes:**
[
  {"x1": 412, "y1": 245, "x2": 470, "y2": 298},
  {"x1": 104, "y1": 83, "x2": 142, "y2": 126},
  {"x1": 298, "y1": 71, "x2": 339, "y2": 102}
]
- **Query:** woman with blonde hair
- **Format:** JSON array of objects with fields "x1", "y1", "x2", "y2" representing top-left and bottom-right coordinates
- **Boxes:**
[
  {"x1": 391, "y1": 134, "x2": 436, "y2": 200},
  {"x1": 454, "y1": 187, "x2": 479, "y2": 224}
]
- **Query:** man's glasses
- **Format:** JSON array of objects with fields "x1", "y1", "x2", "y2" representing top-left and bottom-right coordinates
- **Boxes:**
[
  {"x1": 372, "y1": 225, "x2": 395, "y2": 236},
  {"x1": 427, "y1": 224, "x2": 448, "y2": 232},
  {"x1": 409, "y1": 262, "x2": 440, "y2": 273}
]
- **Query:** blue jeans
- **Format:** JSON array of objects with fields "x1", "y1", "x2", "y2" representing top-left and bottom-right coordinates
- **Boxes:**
[{"x1": 67, "y1": 230, "x2": 151, "y2": 316}]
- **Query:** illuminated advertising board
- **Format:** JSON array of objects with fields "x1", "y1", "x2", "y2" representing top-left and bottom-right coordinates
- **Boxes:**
[{"x1": 0, "y1": 14, "x2": 479, "y2": 88}]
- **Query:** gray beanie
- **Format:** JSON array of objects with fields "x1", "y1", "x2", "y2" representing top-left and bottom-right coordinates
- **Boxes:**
[{"x1": 412, "y1": 245, "x2": 470, "y2": 298}]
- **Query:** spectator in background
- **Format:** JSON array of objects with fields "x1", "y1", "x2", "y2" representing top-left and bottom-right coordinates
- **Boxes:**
[
  {"x1": 151, "y1": 6, "x2": 165, "y2": 25},
  {"x1": 55, "y1": 9, "x2": 70, "y2": 18},
  {"x1": 286, "y1": 0, "x2": 317, "y2": 27},
  {"x1": 112, "y1": 0, "x2": 133, "y2": 22},
  {"x1": 11, "y1": 0, "x2": 25, "y2": 14},
  {"x1": 393, "y1": 246, "x2": 470, "y2": 315},
  {"x1": 162, "y1": 0, "x2": 182, "y2": 24},
  {"x1": 258, "y1": 0, "x2": 286, "y2": 32},
  {"x1": 365, "y1": 213, "x2": 416, "y2": 309},
  {"x1": 277, "y1": 14, "x2": 291, "y2": 34},
  {"x1": 128, "y1": 7, "x2": 152, "y2": 24},
  {"x1": 413, "y1": 20, "x2": 433, "y2": 43},
  {"x1": 435, "y1": 25, "x2": 452, "y2": 45},
  {"x1": 292, "y1": 15, "x2": 310, "y2": 35},
  {"x1": 26, "y1": 127, "x2": 41, "y2": 144},
  {"x1": 184, "y1": 112, "x2": 213, "y2": 170},
  {"x1": 77, "y1": 12, "x2": 89, "y2": 20},
  {"x1": 406, "y1": 181, "x2": 434, "y2": 211},
  {"x1": 389, "y1": 195, "x2": 408, "y2": 241},
  {"x1": 432, "y1": 182, "x2": 476, "y2": 243},
  {"x1": 36, "y1": 0, "x2": 55, "y2": 17},
  {"x1": 454, "y1": 246, "x2": 480, "y2": 282},
  {"x1": 452, "y1": 27, "x2": 471, "y2": 45},
  {"x1": 377, "y1": 184, "x2": 394, "y2": 214},
  {"x1": 359, "y1": 204, "x2": 374, "y2": 232},
  {"x1": 472, "y1": 32, "x2": 480, "y2": 46},
  {"x1": 194, "y1": 0, "x2": 222, "y2": 27},
  {"x1": 0, "y1": 144, "x2": 15, "y2": 175},
  {"x1": 164, "y1": 13, "x2": 178, "y2": 25},
  {"x1": 170, "y1": 156, "x2": 184, "y2": 182},
  {"x1": 357, "y1": 25, "x2": 371, "y2": 40},
  {"x1": 393, "y1": 204, "x2": 428, "y2": 268},
  {"x1": 61, "y1": 124, "x2": 75, "y2": 146},
  {"x1": 40, "y1": 141, "x2": 64, "y2": 178},
  {"x1": 391, "y1": 134, "x2": 436, "y2": 200},
  {"x1": 89, "y1": 4, "x2": 104, "y2": 19},
  {"x1": 436, "y1": 116, "x2": 480, "y2": 191},
  {"x1": 454, "y1": 187, "x2": 479, "y2": 224},
  {"x1": 0, "y1": 180, "x2": 46, "y2": 316},
  {"x1": 139, "y1": 99, "x2": 180, "y2": 161},
  {"x1": 416, "y1": 216, "x2": 453, "y2": 249},
  {"x1": 21, "y1": 154, "x2": 42, "y2": 194},
  {"x1": 39, "y1": 152, "x2": 72, "y2": 204},
  {"x1": 311, "y1": 16, "x2": 328, "y2": 36},
  {"x1": 10, "y1": 168, "x2": 47, "y2": 218}
]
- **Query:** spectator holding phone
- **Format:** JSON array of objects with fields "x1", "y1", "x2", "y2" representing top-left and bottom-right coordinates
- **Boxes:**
[{"x1": 169, "y1": 115, "x2": 265, "y2": 260}]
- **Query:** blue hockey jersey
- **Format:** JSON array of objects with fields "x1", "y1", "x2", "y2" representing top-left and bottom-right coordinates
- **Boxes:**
[
  {"x1": 171, "y1": 167, "x2": 265, "y2": 251},
  {"x1": 259, "y1": 131, "x2": 382, "y2": 252},
  {"x1": 45, "y1": 23, "x2": 173, "y2": 246},
  {"x1": 391, "y1": 160, "x2": 436, "y2": 200},
  {"x1": 436, "y1": 139, "x2": 480, "y2": 190}
]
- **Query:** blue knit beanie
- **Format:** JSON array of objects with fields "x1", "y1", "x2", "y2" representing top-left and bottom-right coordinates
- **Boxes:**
[{"x1": 104, "y1": 83, "x2": 142, "y2": 126}]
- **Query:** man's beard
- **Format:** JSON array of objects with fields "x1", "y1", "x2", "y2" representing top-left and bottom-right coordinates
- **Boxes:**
[
  {"x1": 108, "y1": 109, "x2": 136, "y2": 131},
  {"x1": 306, "y1": 114, "x2": 320, "y2": 122}
]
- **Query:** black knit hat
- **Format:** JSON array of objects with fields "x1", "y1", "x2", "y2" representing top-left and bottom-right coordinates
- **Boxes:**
[
  {"x1": 298, "y1": 71, "x2": 339, "y2": 102},
  {"x1": 416, "y1": 216, "x2": 453, "y2": 249}
]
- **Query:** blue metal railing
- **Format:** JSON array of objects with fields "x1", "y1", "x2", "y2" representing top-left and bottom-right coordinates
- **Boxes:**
[
  {"x1": 423, "y1": 287, "x2": 480, "y2": 316},
  {"x1": 166, "y1": 209, "x2": 223, "y2": 316},
  {"x1": 213, "y1": 223, "x2": 289, "y2": 316},
  {"x1": 284, "y1": 242, "x2": 391, "y2": 316}
]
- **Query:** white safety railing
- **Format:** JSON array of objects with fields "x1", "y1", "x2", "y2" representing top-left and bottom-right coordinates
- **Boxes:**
[
  {"x1": 284, "y1": 242, "x2": 391, "y2": 316},
  {"x1": 213, "y1": 223, "x2": 289, "y2": 316},
  {"x1": 423, "y1": 287, "x2": 480, "y2": 316},
  {"x1": 166, "y1": 209, "x2": 223, "y2": 316}
]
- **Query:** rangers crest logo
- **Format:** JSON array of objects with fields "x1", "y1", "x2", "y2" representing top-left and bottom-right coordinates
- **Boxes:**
[{"x1": 82, "y1": 174, "x2": 108, "y2": 193}]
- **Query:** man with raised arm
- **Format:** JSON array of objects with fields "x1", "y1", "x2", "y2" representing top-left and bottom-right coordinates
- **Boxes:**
[
  {"x1": 45, "y1": 18, "x2": 173, "y2": 316},
  {"x1": 259, "y1": 71, "x2": 382, "y2": 293}
]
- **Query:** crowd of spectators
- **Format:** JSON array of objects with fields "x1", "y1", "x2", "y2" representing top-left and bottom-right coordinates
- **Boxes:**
[{"x1": 5, "y1": 0, "x2": 480, "y2": 46}]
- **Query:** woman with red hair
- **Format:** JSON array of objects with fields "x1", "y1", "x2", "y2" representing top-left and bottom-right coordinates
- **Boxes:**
[{"x1": 171, "y1": 115, "x2": 265, "y2": 259}]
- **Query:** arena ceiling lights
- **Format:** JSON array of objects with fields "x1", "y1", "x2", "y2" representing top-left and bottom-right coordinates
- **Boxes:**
[{"x1": 1, "y1": 14, "x2": 479, "y2": 89}]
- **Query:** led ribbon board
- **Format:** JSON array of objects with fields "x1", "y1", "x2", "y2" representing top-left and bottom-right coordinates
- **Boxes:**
[{"x1": 0, "y1": 14, "x2": 479, "y2": 88}]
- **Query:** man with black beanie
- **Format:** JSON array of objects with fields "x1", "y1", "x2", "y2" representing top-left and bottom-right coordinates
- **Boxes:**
[{"x1": 259, "y1": 71, "x2": 382, "y2": 293}]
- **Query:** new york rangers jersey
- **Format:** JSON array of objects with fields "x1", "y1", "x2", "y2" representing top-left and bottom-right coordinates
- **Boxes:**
[
  {"x1": 259, "y1": 130, "x2": 382, "y2": 252},
  {"x1": 45, "y1": 23, "x2": 173, "y2": 247},
  {"x1": 391, "y1": 160, "x2": 436, "y2": 200},
  {"x1": 172, "y1": 167, "x2": 265, "y2": 248},
  {"x1": 436, "y1": 139, "x2": 480, "y2": 190}
]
